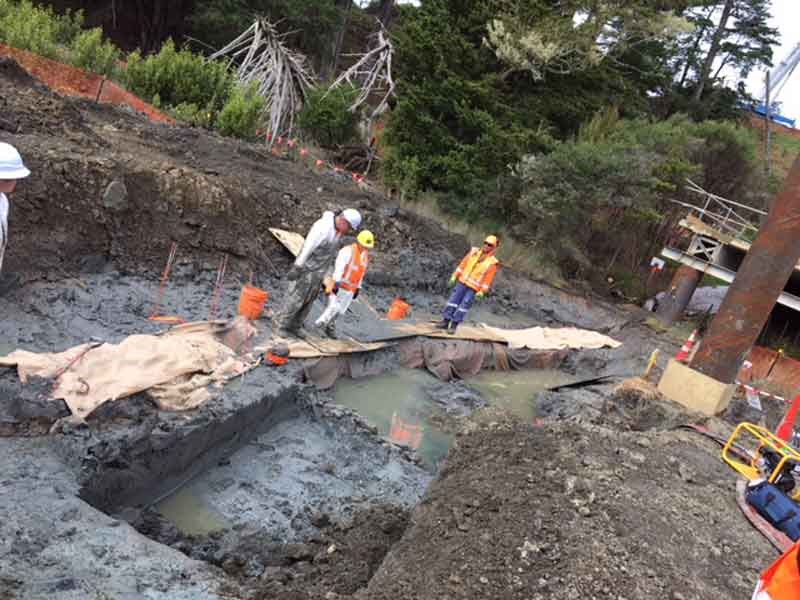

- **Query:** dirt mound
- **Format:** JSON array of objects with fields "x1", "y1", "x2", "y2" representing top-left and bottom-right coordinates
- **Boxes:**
[
  {"x1": 1, "y1": 57, "x2": 467, "y2": 297},
  {"x1": 355, "y1": 420, "x2": 775, "y2": 600}
]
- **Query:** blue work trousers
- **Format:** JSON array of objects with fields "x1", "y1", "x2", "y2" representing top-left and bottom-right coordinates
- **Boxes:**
[{"x1": 443, "y1": 282, "x2": 477, "y2": 324}]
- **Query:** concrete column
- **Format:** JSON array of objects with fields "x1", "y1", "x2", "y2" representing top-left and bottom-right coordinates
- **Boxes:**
[
  {"x1": 656, "y1": 265, "x2": 703, "y2": 325},
  {"x1": 690, "y1": 155, "x2": 800, "y2": 383}
]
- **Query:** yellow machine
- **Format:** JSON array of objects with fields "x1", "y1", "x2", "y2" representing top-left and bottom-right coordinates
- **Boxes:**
[{"x1": 722, "y1": 422, "x2": 800, "y2": 501}]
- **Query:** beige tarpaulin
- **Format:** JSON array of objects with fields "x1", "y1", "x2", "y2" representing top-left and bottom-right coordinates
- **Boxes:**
[
  {"x1": 0, "y1": 321, "x2": 258, "y2": 418},
  {"x1": 480, "y1": 325, "x2": 621, "y2": 351}
]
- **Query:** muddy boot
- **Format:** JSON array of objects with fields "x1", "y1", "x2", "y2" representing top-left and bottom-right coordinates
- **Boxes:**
[
  {"x1": 324, "y1": 322, "x2": 337, "y2": 340},
  {"x1": 434, "y1": 319, "x2": 450, "y2": 330},
  {"x1": 447, "y1": 321, "x2": 459, "y2": 335}
]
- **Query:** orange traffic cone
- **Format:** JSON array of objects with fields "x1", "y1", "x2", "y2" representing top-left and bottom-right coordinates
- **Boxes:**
[
  {"x1": 675, "y1": 330, "x2": 698, "y2": 363},
  {"x1": 777, "y1": 394, "x2": 800, "y2": 443}
]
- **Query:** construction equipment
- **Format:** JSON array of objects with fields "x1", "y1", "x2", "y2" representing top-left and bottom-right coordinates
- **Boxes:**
[{"x1": 722, "y1": 422, "x2": 800, "y2": 501}]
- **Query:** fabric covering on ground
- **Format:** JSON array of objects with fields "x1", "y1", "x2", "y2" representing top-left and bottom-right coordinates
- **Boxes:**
[
  {"x1": 0, "y1": 320, "x2": 258, "y2": 418},
  {"x1": 304, "y1": 339, "x2": 569, "y2": 389},
  {"x1": 480, "y1": 325, "x2": 621, "y2": 350}
]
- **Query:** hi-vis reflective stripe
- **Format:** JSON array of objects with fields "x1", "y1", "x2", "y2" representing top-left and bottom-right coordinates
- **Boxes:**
[
  {"x1": 752, "y1": 581, "x2": 770, "y2": 600},
  {"x1": 340, "y1": 243, "x2": 368, "y2": 292},
  {"x1": 456, "y1": 248, "x2": 498, "y2": 293}
]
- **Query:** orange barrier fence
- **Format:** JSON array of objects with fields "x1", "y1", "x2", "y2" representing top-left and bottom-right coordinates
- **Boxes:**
[{"x1": 0, "y1": 43, "x2": 174, "y2": 125}]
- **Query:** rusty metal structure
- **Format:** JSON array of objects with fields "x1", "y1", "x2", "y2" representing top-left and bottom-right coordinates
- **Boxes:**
[
  {"x1": 690, "y1": 157, "x2": 800, "y2": 383},
  {"x1": 656, "y1": 265, "x2": 704, "y2": 325}
]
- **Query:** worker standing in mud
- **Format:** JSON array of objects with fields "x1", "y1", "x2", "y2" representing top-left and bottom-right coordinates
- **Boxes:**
[
  {"x1": 272, "y1": 208, "x2": 362, "y2": 338},
  {"x1": 436, "y1": 235, "x2": 500, "y2": 334},
  {"x1": 313, "y1": 230, "x2": 375, "y2": 338},
  {"x1": 0, "y1": 142, "x2": 30, "y2": 296}
]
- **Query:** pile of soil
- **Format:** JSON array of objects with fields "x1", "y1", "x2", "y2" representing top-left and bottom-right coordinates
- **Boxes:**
[{"x1": 354, "y1": 417, "x2": 776, "y2": 600}]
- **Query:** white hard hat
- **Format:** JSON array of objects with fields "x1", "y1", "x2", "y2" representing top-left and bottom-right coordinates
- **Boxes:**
[
  {"x1": 341, "y1": 208, "x2": 362, "y2": 230},
  {"x1": 0, "y1": 142, "x2": 30, "y2": 180}
]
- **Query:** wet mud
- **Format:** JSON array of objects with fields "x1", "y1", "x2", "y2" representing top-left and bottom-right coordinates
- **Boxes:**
[{"x1": 0, "y1": 57, "x2": 776, "y2": 600}]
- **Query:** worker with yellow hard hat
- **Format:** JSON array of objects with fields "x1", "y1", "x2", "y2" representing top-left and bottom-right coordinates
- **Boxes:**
[
  {"x1": 435, "y1": 234, "x2": 501, "y2": 334},
  {"x1": 314, "y1": 229, "x2": 375, "y2": 338}
]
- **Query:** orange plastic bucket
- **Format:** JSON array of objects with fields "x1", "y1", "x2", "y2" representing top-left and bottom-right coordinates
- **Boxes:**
[
  {"x1": 387, "y1": 298, "x2": 411, "y2": 320},
  {"x1": 238, "y1": 285, "x2": 269, "y2": 320}
]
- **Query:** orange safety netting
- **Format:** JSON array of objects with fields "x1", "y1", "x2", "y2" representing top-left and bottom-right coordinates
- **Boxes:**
[{"x1": 0, "y1": 43, "x2": 174, "y2": 125}]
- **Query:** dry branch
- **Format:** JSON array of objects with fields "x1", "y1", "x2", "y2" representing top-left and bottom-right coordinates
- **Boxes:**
[
  {"x1": 210, "y1": 18, "x2": 315, "y2": 144},
  {"x1": 329, "y1": 23, "x2": 396, "y2": 120}
]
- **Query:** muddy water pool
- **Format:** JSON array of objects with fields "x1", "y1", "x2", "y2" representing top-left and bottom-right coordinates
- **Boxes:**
[{"x1": 333, "y1": 367, "x2": 573, "y2": 467}]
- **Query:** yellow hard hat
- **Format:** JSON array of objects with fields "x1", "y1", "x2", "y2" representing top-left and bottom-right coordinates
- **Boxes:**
[
  {"x1": 484, "y1": 235, "x2": 499, "y2": 246},
  {"x1": 357, "y1": 230, "x2": 375, "y2": 248}
]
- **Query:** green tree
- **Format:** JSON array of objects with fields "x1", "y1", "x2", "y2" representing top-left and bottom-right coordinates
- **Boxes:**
[
  {"x1": 686, "y1": 0, "x2": 779, "y2": 101},
  {"x1": 297, "y1": 84, "x2": 360, "y2": 147}
]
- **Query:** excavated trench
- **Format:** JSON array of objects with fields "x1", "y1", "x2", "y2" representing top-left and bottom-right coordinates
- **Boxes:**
[
  {"x1": 0, "y1": 269, "x2": 622, "y2": 597},
  {"x1": 70, "y1": 338, "x2": 595, "y2": 589}
]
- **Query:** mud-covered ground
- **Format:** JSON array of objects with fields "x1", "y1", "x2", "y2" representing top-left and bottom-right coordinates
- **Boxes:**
[{"x1": 0, "y1": 56, "x2": 781, "y2": 600}]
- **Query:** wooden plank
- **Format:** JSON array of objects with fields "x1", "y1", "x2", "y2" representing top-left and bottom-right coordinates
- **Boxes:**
[
  {"x1": 269, "y1": 227, "x2": 305, "y2": 257},
  {"x1": 286, "y1": 338, "x2": 391, "y2": 359}
]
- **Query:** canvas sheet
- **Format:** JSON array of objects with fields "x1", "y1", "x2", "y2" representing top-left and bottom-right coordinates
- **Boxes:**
[
  {"x1": 0, "y1": 320, "x2": 258, "y2": 418},
  {"x1": 480, "y1": 325, "x2": 621, "y2": 351}
]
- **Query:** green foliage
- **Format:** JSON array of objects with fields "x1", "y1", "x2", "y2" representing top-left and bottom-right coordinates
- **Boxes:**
[
  {"x1": 215, "y1": 82, "x2": 265, "y2": 138},
  {"x1": 70, "y1": 27, "x2": 120, "y2": 78},
  {"x1": 169, "y1": 102, "x2": 217, "y2": 129},
  {"x1": 0, "y1": 0, "x2": 84, "y2": 59},
  {"x1": 297, "y1": 85, "x2": 359, "y2": 148},
  {"x1": 511, "y1": 114, "x2": 763, "y2": 282},
  {"x1": 125, "y1": 40, "x2": 233, "y2": 115}
]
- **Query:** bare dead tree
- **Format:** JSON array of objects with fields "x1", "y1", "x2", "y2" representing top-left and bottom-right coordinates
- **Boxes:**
[
  {"x1": 210, "y1": 18, "x2": 315, "y2": 144},
  {"x1": 328, "y1": 23, "x2": 396, "y2": 120}
]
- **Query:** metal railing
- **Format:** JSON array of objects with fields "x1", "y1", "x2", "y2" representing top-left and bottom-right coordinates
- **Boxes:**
[{"x1": 668, "y1": 179, "x2": 766, "y2": 241}]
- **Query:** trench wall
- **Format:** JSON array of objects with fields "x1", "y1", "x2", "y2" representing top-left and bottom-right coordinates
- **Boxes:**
[{"x1": 79, "y1": 384, "x2": 308, "y2": 513}]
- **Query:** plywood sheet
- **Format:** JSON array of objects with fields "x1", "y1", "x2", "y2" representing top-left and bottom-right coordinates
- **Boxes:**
[
  {"x1": 284, "y1": 338, "x2": 391, "y2": 359},
  {"x1": 269, "y1": 227, "x2": 305, "y2": 257}
]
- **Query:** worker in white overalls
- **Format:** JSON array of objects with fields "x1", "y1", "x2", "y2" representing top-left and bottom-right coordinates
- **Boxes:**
[
  {"x1": 0, "y1": 142, "x2": 31, "y2": 296},
  {"x1": 314, "y1": 230, "x2": 375, "y2": 338}
]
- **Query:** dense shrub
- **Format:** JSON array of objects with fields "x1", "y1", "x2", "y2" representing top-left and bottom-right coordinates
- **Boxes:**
[
  {"x1": 70, "y1": 27, "x2": 120, "y2": 78},
  {"x1": 297, "y1": 85, "x2": 359, "y2": 148},
  {"x1": 0, "y1": 0, "x2": 84, "y2": 59},
  {"x1": 215, "y1": 82, "x2": 265, "y2": 138},
  {"x1": 512, "y1": 114, "x2": 764, "y2": 285},
  {"x1": 125, "y1": 40, "x2": 233, "y2": 115}
]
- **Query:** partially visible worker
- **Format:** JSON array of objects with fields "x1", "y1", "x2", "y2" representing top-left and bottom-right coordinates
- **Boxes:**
[
  {"x1": 752, "y1": 540, "x2": 800, "y2": 599},
  {"x1": 436, "y1": 235, "x2": 501, "y2": 334},
  {"x1": 0, "y1": 142, "x2": 31, "y2": 296},
  {"x1": 272, "y1": 208, "x2": 362, "y2": 338},
  {"x1": 314, "y1": 229, "x2": 375, "y2": 338}
]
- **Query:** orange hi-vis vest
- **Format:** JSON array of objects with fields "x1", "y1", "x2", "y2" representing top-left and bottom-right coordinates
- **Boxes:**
[
  {"x1": 340, "y1": 243, "x2": 369, "y2": 293},
  {"x1": 455, "y1": 248, "x2": 499, "y2": 294},
  {"x1": 753, "y1": 542, "x2": 800, "y2": 600}
]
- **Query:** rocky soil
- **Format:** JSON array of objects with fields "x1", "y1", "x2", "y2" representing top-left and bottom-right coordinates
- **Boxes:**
[{"x1": 0, "y1": 56, "x2": 783, "y2": 600}]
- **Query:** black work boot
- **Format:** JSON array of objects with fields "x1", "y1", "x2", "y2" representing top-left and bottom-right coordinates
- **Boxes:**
[
  {"x1": 434, "y1": 319, "x2": 450, "y2": 330},
  {"x1": 447, "y1": 321, "x2": 459, "y2": 335}
]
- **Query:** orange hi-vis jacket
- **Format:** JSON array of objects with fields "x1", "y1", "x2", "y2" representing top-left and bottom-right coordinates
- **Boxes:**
[
  {"x1": 752, "y1": 542, "x2": 800, "y2": 600},
  {"x1": 455, "y1": 248, "x2": 499, "y2": 294},
  {"x1": 339, "y1": 243, "x2": 369, "y2": 293}
]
